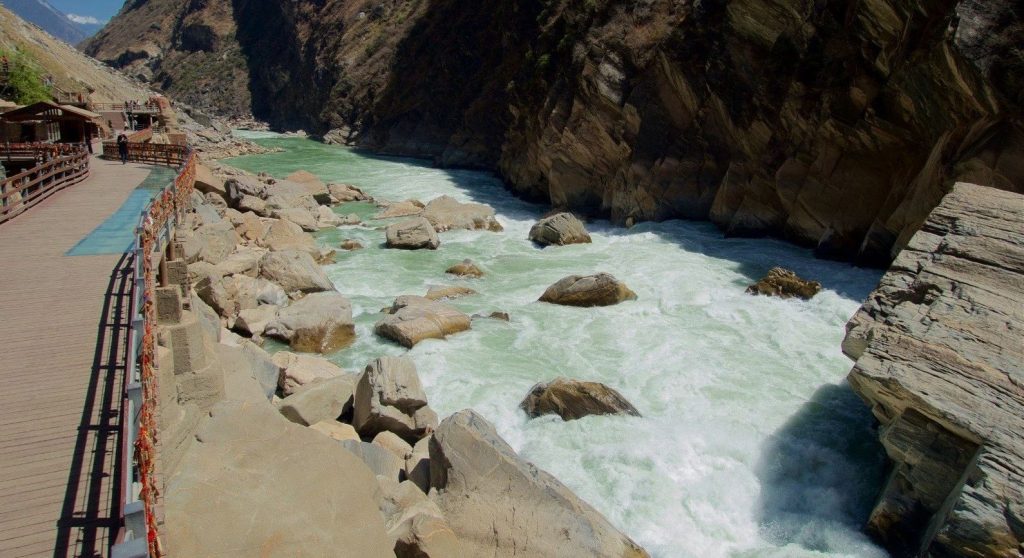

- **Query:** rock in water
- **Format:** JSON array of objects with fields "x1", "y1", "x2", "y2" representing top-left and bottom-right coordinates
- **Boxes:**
[
  {"x1": 328, "y1": 183, "x2": 371, "y2": 203},
  {"x1": 842, "y1": 184, "x2": 1024, "y2": 557},
  {"x1": 375, "y1": 199, "x2": 425, "y2": 219},
  {"x1": 374, "y1": 296, "x2": 471, "y2": 347},
  {"x1": 430, "y1": 410, "x2": 650, "y2": 558},
  {"x1": 539, "y1": 273, "x2": 637, "y2": 307},
  {"x1": 446, "y1": 259, "x2": 484, "y2": 277},
  {"x1": 520, "y1": 378, "x2": 641, "y2": 421},
  {"x1": 529, "y1": 213, "x2": 592, "y2": 246},
  {"x1": 163, "y1": 401, "x2": 393, "y2": 557},
  {"x1": 745, "y1": 267, "x2": 822, "y2": 300},
  {"x1": 265, "y1": 292, "x2": 356, "y2": 353},
  {"x1": 420, "y1": 195, "x2": 503, "y2": 232},
  {"x1": 385, "y1": 217, "x2": 441, "y2": 250},
  {"x1": 340, "y1": 239, "x2": 365, "y2": 251},
  {"x1": 424, "y1": 285, "x2": 477, "y2": 301}
]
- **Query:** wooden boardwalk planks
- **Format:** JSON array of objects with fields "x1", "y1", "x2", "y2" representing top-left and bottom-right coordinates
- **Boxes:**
[{"x1": 0, "y1": 158, "x2": 156, "y2": 558}]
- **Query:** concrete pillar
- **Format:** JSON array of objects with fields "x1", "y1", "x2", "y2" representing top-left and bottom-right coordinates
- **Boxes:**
[{"x1": 155, "y1": 286, "x2": 182, "y2": 325}]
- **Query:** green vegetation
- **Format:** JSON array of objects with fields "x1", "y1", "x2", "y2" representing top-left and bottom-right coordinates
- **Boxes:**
[{"x1": 0, "y1": 48, "x2": 52, "y2": 104}]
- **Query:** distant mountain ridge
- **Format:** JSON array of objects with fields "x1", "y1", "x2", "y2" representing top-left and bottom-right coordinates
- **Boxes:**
[{"x1": 1, "y1": 0, "x2": 101, "y2": 45}]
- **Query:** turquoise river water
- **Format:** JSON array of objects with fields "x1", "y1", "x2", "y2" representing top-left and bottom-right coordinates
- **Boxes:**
[{"x1": 227, "y1": 132, "x2": 890, "y2": 558}]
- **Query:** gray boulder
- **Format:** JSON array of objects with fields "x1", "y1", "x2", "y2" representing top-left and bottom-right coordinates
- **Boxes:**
[
  {"x1": 258, "y1": 250, "x2": 334, "y2": 295},
  {"x1": 529, "y1": 213, "x2": 592, "y2": 246},
  {"x1": 374, "y1": 296, "x2": 471, "y2": 348},
  {"x1": 379, "y1": 478, "x2": 464, "y2": 558},
  {"x1": 429, "y1": 410, "x2": 650, "y2": 557},
  {"x1": 273, "y1": 351, "x2": 346, "y2": 396},
  {"x1": 520, "y1": 378, "x2": 641, "y2": 421},
  {"x1": 353, "y1": 356, "x2": 432, "y2": 442},
  {"x1": 163, "y1": 401, "x2": 393, "y2": 558},
  {"x1": 195, "y1": 274, "x2": 286, "y2": 319},
  {"x1": 273, "y1": 207, "x2": 320, "y2": 232},
  {"x1": 539, "y1": 273, "x2": 637, "y2": 307},
  {"x1": 182, "y1": 221, "x2": 241, "y2": 265},
  {"x1": 261, "y1": 218, "x2": 318, "y2": 255},
  {"x1": 265, "y1": 292, "x2": 356, "y2": 353},
  {"x1": 421, "y1": 195, "x2": 503, "y2": 232},
  {"x1": 385, "y1": 217, "x2": 440, "y2": 250},
  {"x1": 339, "y1": 440, "x2": 406, "y2": 482},
  {"x1": 278, "y1": 374, "x2": 358, "y2": 426}
]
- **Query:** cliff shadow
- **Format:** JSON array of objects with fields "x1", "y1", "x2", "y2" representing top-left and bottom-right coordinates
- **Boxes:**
[{"x1": 755, "y1": 382, "x2": 890, "y2": 555}]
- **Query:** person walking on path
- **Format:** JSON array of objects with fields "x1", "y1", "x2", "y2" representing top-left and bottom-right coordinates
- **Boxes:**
[{"x1": 117, "y1": 132, "x2": 129, "y2": 164}]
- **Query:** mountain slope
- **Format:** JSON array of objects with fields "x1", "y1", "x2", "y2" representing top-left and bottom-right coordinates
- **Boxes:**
[
  {"x1": 84, "y1": 0, "x2": 1023, "y2": 265},
  {"x1": 0, "y1": 5, "x2": 150, "y2": 103},
  {"x1": 0, "y1": 0, "x2": 97, "y2": 44}
]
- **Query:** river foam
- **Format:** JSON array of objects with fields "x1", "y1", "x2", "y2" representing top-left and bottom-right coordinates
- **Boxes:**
[{"x1": 228, "y1": 132, "x2": 890, "y2": 558}]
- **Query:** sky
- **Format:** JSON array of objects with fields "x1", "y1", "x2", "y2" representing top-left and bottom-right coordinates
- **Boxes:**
[{"x1": 47, "y1": 0, "x2": 123, "y2": 24}]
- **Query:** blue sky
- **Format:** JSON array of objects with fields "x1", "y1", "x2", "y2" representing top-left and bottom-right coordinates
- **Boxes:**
[{"x1": 48, "y1": 0, "x2": 123, "y2": 23}]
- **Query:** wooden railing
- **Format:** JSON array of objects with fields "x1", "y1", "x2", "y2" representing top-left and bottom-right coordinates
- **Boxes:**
[
  {"x1": 0, "y1": 145, "x2": 90, "y2": 225},
  {"x1": 114, "y1": 144, "x2": 197, "y2": 558},
  {"x1": 91, "y1": 102, "x2": 161, "y2": 115},
  {"x1": 102, "y1": 137, "x2": 190, "y2": 168}
]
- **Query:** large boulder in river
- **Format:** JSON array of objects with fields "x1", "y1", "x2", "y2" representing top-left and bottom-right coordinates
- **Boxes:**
[
  {"x1": 421, "y1": 195, "x2": 503, "y2": 232},
  {"x1": 539, "y1": 273, "x2": 637, "y2": 307},
  {"x1": 328, "y1": 183, "x2": 371, "y2": 203},
  {"x1": 353, "y1": 356, "x2": 437, "y2": 442},
  {"x1": 375, "y1": 199, "x2": 425, "y2": 219},
  {"x1": 258, "y1": 250, "x2": 334, "y2": 295},
  {"x1": 520, "y1": 378, "x2": 641, "y2": 421},
  {"x1": 285, "y1": 170, "x2": 330, "y2": 200},
  {"x1": 529, "y1": 213, "x2": 592, "y2": 246},
  {"x1": 745, "y1": 267, "x2": 822, "y2": 300},
  {"x1": 385, "y1": 217, "x2": 440, "y2": 250},
  {"x1": 265, "y1": 292, "x2": 355, "y2": 353},
  {"x1": 163, "y1": 401, "x2": 393, "y2": 557},
  {"x1": 429, "y1": 410, "x2": 650, "y2": 558},
  {"x1": 374, "y1": 296, "x2": 471, "y2": 347}
]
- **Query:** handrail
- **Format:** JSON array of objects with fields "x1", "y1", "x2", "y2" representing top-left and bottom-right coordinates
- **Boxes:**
[
  {"x1": 0, "y1": 145, "x2": 90, "y2": 225},
  {"x1": 113, "y1": 144, "x2": 197, "y2": 558},
  {"x1": 102, "y1": 142, "x2": 189, "y2": 168},
  {"x1": 92, "y1": 103, "x2": 161, "y2": 114}
]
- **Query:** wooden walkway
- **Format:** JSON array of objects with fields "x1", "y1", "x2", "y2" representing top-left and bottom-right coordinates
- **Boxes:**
[{"x1": 0, "y1": 158, "x2": 156, "y2": 558}]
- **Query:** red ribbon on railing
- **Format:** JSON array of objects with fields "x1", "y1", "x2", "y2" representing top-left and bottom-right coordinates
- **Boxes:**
[{"x1": 129, "y1": 147, "x2": 196, "y2": 558}]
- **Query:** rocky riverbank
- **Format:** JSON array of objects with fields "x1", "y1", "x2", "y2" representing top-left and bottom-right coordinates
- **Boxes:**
[
  {"x1": 842, "y1": 183, "x2": 1024, "y2": 557},
  {"x1": 154, "y1": 160, "x2": 650, "y2": 556}
]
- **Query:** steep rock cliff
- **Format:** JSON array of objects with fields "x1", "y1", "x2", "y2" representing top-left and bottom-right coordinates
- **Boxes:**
[
  {"x1": 843, "y1": 182, "x2": 1024, "y2": 557},
  {"x1": 86, "y1": 0, "x2": 1023, "y2": 263}
]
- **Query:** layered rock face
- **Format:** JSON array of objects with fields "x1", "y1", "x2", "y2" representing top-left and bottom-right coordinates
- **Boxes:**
[
  {"x1": 842, "y1": 183, "x2": 1024, "y2": 557},
  {"x1": 88, "y1": 0, "x2": 1023, "y2": 263}
]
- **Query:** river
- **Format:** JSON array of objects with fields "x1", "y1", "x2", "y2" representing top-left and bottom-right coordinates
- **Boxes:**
[{"x1": 227, "y1": 132, "x2": 890, "y2": 558}]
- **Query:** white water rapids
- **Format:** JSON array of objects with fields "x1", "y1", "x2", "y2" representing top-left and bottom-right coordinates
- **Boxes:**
[{"x1": 228, "y1": 132, "x2": 890, "y2": 558}]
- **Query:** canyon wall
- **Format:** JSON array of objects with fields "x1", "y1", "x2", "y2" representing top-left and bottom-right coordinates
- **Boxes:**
[
  {"x1": 86, "y1": 0, "x2": 1023, "y2": 263},
  {"x1": 842, "y1": 182, "x2": 1023, "y2": 557}
]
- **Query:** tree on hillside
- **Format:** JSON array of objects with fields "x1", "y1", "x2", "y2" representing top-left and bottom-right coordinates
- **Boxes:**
[{"x1": 0, "y1": 48, "x2": 52, "y2": 104}]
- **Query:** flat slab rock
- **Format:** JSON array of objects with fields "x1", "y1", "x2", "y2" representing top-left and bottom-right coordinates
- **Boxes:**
[
  {"x1": 163, "y1": 401, "x2": 392, "y2": 557},
  {"x1": 374, "y1": 296, "x2": 471, "y2": 347},
  {"x1": 842, "y1": 183, "x2": 1024, "y2": 557}
]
